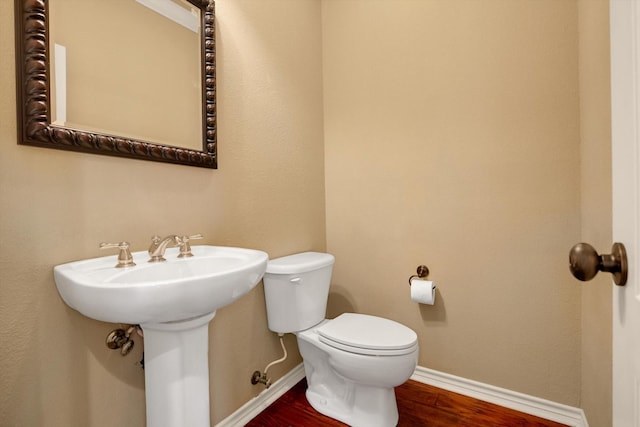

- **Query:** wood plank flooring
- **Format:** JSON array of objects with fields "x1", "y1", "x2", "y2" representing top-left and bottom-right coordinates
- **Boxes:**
[{"x1": 245, "y1": 378, "x2": 569, "y2": 426}]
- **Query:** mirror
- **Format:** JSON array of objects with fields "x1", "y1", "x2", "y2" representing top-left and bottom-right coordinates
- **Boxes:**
[{"x1": 15, "y1": 0, "x2": 217, "y2": 168}]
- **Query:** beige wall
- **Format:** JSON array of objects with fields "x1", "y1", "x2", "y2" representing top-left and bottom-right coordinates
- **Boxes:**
[
  {"x1": 2, "y1": 0, "x2": 615, "y2": 425},
  {"x1": 578, "y1": 0, "x2": 613, "y2": 425},
  {"x1": 323, "y1": 0, "x2": 583, "y2": 406},
  {"x1": 0, "y1": 0, "x2": 323, "y2": 425}
]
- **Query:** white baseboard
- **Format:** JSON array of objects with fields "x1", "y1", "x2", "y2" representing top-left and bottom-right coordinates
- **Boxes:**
[
  {"x1": 216, "y1": 364, "x2": 589, "y2": 427},
  {"x1": 215, "y1": 364, "x2": 305, "y2": 427},
  {"x1": 411, "y1": 366, "x2": 589, "y2": 427}
]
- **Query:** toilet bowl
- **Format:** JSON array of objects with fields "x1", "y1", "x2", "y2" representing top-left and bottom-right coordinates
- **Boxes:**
[{"x1": 262, "y1": 252, "x2": 419, "y2": 427}]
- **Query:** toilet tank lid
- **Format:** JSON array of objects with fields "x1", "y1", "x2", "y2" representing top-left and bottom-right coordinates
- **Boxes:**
[{"x1": 266, "y1": 252, "x2": 335, "y2": 274}]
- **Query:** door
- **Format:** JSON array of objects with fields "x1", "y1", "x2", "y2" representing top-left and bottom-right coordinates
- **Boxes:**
[{"x1": 611, "y1": 1, "x2": 640, "y2": 425}]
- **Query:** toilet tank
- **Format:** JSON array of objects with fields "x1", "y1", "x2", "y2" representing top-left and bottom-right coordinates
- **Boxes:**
[{"x1": 263, "y1": 252, "x2": 335, "y2": 333}]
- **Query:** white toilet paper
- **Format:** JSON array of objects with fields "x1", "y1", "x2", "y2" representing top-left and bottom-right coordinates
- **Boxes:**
[{"x1": 410, "y1": 279, "x2": 436, "y2": 305}]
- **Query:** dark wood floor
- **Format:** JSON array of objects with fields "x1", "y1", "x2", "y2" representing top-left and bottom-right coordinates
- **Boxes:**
[{"x1": 245, "y1": 378, "x2": 569, "y2": 426}]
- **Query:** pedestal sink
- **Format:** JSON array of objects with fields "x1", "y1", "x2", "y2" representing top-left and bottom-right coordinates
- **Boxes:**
[{"x1": 54, "y1": 245, "x2": 268, "y2": 427}]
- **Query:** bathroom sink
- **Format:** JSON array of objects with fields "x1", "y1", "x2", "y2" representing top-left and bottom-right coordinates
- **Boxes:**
[
  {"x1": 54, "y1": 244, "x2": 268, "y2": 427},
  {"x1": 53, "y1": 245, "x2": 268, "y2": 324}
]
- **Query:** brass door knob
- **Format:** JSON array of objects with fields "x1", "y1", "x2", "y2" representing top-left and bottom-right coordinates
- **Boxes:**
[{"x1": 569, "y1": 242, "x2": 628, "y2": 286}]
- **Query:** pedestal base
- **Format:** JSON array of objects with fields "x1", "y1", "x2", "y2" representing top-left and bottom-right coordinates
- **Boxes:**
[{"x1": 141, "y1": 312, "x2": 216, "y2": 427}]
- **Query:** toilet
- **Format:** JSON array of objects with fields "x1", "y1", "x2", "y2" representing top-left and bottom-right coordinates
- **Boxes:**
[{"x1": 263, "y1": 252, "x2": 418, "y2": 427}]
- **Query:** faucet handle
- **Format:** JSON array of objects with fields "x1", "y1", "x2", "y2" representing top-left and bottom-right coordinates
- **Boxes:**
[
  {"x1": 177, "y1": 234, "x2": 203, "y2": 258},
  {"x1": 100, "y1": 241, "x2": 136, "y2": 268}
]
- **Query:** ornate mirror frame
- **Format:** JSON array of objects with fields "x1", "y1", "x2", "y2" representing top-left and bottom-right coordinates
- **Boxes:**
[{"x1": 14, "y1": 0, "x2": 217, "y2": 169}]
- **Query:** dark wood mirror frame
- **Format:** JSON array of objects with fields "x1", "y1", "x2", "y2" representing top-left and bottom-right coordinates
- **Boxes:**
[{"x1": 14, "y1": 0, "x2": 217, "y2": 169}]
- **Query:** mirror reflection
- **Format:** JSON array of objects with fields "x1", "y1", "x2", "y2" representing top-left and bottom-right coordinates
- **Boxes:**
[{"x1": 49, "y1": 0, "x2": 203, "y2": 150}]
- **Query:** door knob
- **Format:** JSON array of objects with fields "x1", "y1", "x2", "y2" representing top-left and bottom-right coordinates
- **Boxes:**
[{"x1": 569, "y1": 242, "x2": 628, "y2": 286}]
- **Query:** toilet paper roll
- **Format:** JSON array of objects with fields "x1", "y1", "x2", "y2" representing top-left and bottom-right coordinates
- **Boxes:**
[{"x1": 410, "y1": 279, "x2": 436, "y2": 305}]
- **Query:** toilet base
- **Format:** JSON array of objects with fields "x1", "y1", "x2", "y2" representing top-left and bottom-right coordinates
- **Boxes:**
[
  {"x1": 305, "y1": 381, "x2": 399, "y2": 427},
  {"x1": 295, "y1": 317, "x2": 417, "y2": 427}
]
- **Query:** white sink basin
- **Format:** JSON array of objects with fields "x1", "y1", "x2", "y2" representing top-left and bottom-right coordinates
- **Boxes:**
[
  {"x1": 54, "y1": 244, "x2": 268, "y2": 427},
  {"x1": 53, "y1": 245, "x2": 268, "y2": 324}
]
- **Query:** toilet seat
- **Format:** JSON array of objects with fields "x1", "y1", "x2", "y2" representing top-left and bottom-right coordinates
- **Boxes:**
[{"x1": 317, "y1": 313, "x2": 418, "y2": 356}]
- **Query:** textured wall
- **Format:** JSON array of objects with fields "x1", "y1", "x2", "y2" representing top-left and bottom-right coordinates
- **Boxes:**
[
  {"x1": 323, "y1": 0, "x2": 583, "y2": 405},
  {"x1": 0, "y1": 0, "x2": 324, "y2": 425},
  {"x1": 578, "y1": 0, "x2": 612, "y2": 425}
]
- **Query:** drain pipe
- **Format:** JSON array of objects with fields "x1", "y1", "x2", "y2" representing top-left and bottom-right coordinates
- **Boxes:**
[{"x1": 251, "y1": 333, "x2": 288, "y2": 389}]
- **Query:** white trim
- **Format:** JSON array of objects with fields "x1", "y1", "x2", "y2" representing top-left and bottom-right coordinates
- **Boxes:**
[
  {"x1": 52, "y1": 43, "x2": 66, "y2": 125},
  {"x1": 610, "y1": 0, "x2": 640, "y2": 424},
  {"x1": 411, "y1": 366, "x2": 588, "y2": 427},
  {"x1": 215, "y1": 364, "x2": 305, "y2": 427},
  {"x1": 135, "y1": 0, "x2": 200, "y2": 33},
  {"x1": 216, "y1": 364, "x2": 588, "y2": 426}
]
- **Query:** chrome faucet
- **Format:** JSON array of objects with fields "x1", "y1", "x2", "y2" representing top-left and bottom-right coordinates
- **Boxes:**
[
  {"x1": 148, "y1": 234, "x2": 204, "y2": 262},
  {"x1": 148, "y1": 235, "x2": 181, "y2": 262}
]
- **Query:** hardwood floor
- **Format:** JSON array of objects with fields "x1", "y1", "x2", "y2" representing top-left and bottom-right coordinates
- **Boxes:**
[{"x1": 245, "y1": 378, "x2": 569, "y2": 426}]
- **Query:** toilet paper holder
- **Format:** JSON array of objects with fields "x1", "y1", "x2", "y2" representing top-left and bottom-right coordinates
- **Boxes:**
[{"x1": 408, "y1": 265, "x2": 430, "y2": 286}]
